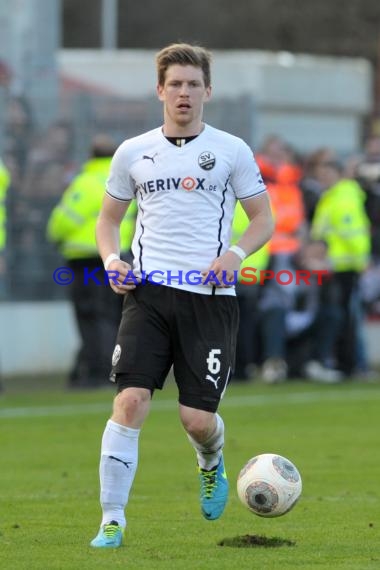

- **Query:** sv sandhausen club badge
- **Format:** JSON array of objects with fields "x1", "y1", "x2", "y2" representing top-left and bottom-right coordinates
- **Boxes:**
[{"x1": 198, "y1": 151, "x2": 216, "y2": 170}]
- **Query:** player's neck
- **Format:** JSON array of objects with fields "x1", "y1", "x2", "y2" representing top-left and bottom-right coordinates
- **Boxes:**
[{"x1": 162, "y1": 121, "x2": 205, "y2": 138}]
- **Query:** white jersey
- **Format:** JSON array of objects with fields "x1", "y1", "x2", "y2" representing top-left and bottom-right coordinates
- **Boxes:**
[{"x1": 106, "y1": 124, "x2": 267, "y2": 295}]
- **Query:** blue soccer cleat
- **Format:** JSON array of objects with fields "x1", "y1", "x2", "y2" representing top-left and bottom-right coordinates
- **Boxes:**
[
  {"x1": 198, "y1": 454, "x2": 229, "y2": 520},
  {"x1": 90, "y1": 520, "x2": 124, "y2": 548}
]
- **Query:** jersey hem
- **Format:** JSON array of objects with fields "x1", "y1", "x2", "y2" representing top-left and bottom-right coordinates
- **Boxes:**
[
  {"x1": 141, "y1": 280, "x2": 236, "y2": 296},
  {"x1": 105, "y1": 190, "x2": 133, "y2": 202},
  {"x1": 239, "y1": 188, "x2": 267, "y2": 200}
]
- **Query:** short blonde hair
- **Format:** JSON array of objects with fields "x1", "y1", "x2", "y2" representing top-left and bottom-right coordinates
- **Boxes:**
[{"x1": 156, "y1": 43, "x2": 212, "y2": 87}]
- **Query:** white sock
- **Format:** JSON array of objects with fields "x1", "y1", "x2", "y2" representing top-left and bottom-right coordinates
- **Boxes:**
[
  {"x1": 99, "y1": 419, "x2": 140, "y2": 528},
  {"x1": 187, "y1": 413, "x2": 224, "y2": 470}
]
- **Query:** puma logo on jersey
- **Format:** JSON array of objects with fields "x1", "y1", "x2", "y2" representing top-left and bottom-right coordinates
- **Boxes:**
[
  {"x1": 205, "y1": 374, "x2": 220, "y2": 389},
  {"x1": 142, "y1": 153, "x2": 157, "y2": 164}
]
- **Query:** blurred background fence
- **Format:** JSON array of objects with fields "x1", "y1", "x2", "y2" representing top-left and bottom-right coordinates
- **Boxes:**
[
  {"x1": 1, "y1": 89, "x2": 256, "y2": 301},
  {"x1": 0, "y1": 49, "x2": 373, "y2": 302},
  {"x1": 1, "y1": 0, "x2": 380, "y2": 376}
]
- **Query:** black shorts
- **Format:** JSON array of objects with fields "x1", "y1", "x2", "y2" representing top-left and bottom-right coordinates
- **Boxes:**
[{"x1": 111, "y1": 283, "x2": 239, "y2": 413}]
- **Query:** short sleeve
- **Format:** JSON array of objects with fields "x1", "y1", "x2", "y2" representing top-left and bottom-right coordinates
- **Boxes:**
[
  {"x1": 106, "y1": 143, "x2": 135, "y2": 201},
  {"x1": 231, "y1": 140, "x2": 267, "y2": 200}
]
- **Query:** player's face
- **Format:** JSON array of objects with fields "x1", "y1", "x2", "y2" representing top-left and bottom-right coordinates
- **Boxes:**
[{"x1": 157, "y1": 64, "x2": 211, "y2": 134}]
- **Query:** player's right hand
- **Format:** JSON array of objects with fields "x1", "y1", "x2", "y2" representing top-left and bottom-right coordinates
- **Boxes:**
[{"x1": 106, "y1": 259, "x2": 140, "y2": 294}]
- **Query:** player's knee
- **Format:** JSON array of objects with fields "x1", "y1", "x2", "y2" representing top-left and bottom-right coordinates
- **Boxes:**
[
  {"x1": 181, "y1": 410, "x2": 215, "y2": 441},
  {"x1": 113, "y1": 387, "x2": 151, "y2": 416}
]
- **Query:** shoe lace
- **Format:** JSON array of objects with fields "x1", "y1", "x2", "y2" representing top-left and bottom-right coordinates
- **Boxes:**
[
  {"x1": 103, "y1": 521, "x2": 120, "y2": 538},
  {"x1": 199, "y1": 467, "x2": 217, "y2": 499}
]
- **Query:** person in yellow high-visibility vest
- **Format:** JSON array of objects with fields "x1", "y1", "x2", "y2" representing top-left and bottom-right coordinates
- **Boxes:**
[
  {"x1": 232, "y1": 200, "x2": 269, "y2": 380},
  {"x1": 47, "y1": 134, "x2": 137, "y2": 389},
  {"x1": 0, "y1": 157, "x2": 10, "y2": 299},
  {"x1": 0, "y1": 157, "x2": 10, "y2": 391},
  {"x1": 311, "y1": 159, "x2": 371, "y2": 377}
]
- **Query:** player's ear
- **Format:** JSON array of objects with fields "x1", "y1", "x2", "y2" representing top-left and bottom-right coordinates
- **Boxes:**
[
  {"x1": 204, "y1": 85, "x2": 212, "y2": 102},
  {"x1": 157, "y1": 83, "x2": 165, "y2": 101}
]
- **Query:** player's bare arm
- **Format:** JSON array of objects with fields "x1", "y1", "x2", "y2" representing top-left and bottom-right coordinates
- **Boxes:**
[
  {"x1": 203, "y1": 193, "x2": 274, "y2": 287},
  {"x1": 96, "y1": 194, "x2": 137, "y2": 294},
  {"x1": 236, "y1": 192, "x2": 274, "y2": 255}
]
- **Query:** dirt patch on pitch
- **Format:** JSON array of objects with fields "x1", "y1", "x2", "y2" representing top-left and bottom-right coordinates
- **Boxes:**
[{"x1": 218, "y1": 534, "x2": 296, "y2": 548}]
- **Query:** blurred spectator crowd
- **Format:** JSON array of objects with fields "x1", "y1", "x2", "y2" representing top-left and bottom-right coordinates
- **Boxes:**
[
  {"x1": 1, "y1": 96, "x2": 78, "y2": 299},
  {"x1": 233, "y1": 133, "x2": 380, "y2": 383},
  {"x1": 1, "y1": 95, "x2": 380, "y2": 383}
]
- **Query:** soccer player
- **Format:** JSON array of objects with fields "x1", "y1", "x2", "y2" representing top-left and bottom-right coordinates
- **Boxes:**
[{"x1": 90, "y1": 43, "x2": 274, "y2": 548}]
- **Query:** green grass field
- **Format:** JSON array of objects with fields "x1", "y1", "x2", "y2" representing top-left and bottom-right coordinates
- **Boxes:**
[{"x1": 1, "y1": 377, "x2": 379, "y2": 570}]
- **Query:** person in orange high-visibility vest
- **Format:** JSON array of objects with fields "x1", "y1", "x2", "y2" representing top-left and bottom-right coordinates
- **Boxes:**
[
  {"x1": 256, "y1": 151, "x2": 307, "y2": 383},
  {"x1": 267, "y1": 163, "x2": 306, "y2": 256}
]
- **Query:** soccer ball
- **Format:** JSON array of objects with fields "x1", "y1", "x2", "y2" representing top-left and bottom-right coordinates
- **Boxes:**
[{"x1": 237, "y1": 453, "x2": 302, "y2": 517}]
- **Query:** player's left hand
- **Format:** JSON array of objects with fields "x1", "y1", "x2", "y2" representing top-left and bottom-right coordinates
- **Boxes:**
[{"x1": 201, "y1": 250, "x2": 241, "y2": 288}]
